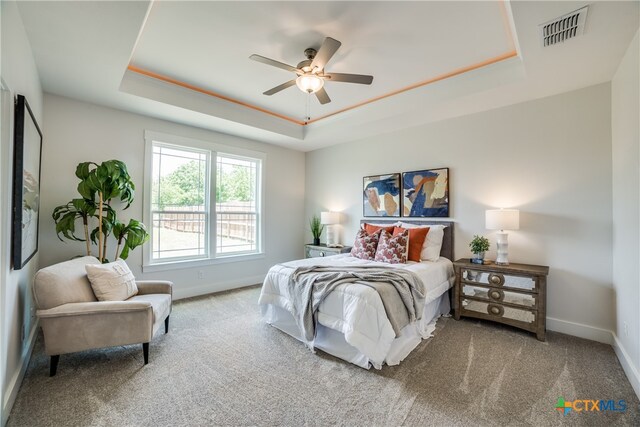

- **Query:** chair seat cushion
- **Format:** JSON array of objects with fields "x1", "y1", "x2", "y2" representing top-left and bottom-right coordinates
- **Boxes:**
[{"x1": 128, "y1": 294, "x2": 171, "y2": 325}]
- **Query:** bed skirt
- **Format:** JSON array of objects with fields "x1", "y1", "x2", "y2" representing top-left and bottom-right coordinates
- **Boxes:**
[{"x1": 261, "y1": 292, "x2": 450, "y2": 369}]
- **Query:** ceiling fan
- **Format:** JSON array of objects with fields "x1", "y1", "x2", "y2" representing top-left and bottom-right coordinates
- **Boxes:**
[{"x1": 249, "y1": 37, "x2": 374, "y2": 105}]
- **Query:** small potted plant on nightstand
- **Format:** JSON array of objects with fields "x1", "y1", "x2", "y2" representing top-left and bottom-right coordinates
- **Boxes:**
[
  {"x1": 469, "y1": 235, "x2": 490, "y2": 264},
  {"x1": 310, "y1": 215, "x2": 324, "y2": 246}
]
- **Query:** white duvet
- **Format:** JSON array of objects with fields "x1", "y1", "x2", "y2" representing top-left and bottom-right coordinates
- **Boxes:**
[{"x1": 259, "y1": 254, "x2": 454, "y2": 366}]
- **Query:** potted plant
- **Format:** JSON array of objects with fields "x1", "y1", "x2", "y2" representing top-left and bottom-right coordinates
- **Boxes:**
[
  {"x1": 53, "y1": 160, "x2": 149, "y2": 262},
  {"x1": 469, "y1": 235, "x2": 490, "y2": 264},
  {"x1": 309, "y1": 215, "x2": 324, "y2": 246}
]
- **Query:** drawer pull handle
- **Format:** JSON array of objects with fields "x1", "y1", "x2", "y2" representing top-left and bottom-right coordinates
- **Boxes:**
[
  {"x1": 489, "y1": 290, "x2": 504, "y2": 301},
  {"x1": 319, "y1": 252, "x2": 325, "y2": 257},
  {"x1": 487, "y1": 304, "x2": 504, "y2": 317},
  {"x1": 488, "y1": 273, "x2": 504, "y2": 286}
]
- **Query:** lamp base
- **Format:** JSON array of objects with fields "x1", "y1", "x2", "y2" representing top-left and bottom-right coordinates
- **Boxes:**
[
  {"x1": 325, "y1": 224, "x2": 340, "y2": 247},
  {"x1": 495, "y1": 232, "x2": 510, "y2": 265}
]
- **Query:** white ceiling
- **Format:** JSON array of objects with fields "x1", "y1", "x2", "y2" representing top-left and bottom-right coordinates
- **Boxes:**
[
  {"x1": 131, "y1": 1, "x2": 514, "y2": 119},
  {"x1": 16, "y1": 1, "x2": 640, "y2": 152}
]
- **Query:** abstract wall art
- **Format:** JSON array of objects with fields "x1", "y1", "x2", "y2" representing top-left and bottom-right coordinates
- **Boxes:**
[
  {"x1": 363, "y1": 173, "x2": 400, "y2": 217},
  {"x1": 12, "y1": 94, "x2": 43, "y2": 269},
  {"x1": 402, "y1": 168, "x2": 449, "y2": 217}
]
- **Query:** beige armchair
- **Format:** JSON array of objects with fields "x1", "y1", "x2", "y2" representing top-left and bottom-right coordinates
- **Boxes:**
[{"x1": 33, "y1": 256, "x2": 172, "y2": 376}]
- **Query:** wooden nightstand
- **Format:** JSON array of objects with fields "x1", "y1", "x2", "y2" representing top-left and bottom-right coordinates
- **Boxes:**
[
  {"x1": 305, "y1": 244, "x2": 352, "y2": 258},
  {"x1": 453, "y1": 259, "x2": 549, "y2": 341}
]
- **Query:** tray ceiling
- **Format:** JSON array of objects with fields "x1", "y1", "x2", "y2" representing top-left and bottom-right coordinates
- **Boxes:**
[
  {"x1": 15, "y1": 1, "x2": 640, "y2": 151},
  {"x1": 129, "y1": 1, "x2": 516, "y2": 124}
]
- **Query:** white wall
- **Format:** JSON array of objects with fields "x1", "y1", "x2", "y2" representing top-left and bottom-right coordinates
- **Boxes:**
[
  {"x1": 611, "y1": 30, "x2": 640, "y2": 395},
  {"x1": 306, "y1": 83, "x2": 614, "y2": 338},
  {"x1": 39, "y1": 94, "x2": 305, "y2": 298},
  {"x1": 0, "y1": 1, "x2": 43, "y2": 424}
]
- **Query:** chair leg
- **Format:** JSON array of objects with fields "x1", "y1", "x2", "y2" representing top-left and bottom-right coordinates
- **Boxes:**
[
  {"x1": 142, "y1": 342, "x2": 149, "y2": 365},
  {"x1": 50, "y1": 355, "x2": 60, "y2": 377},
  {"x1": 165, "y1": 315, "x2": 170, "y2": 334}
]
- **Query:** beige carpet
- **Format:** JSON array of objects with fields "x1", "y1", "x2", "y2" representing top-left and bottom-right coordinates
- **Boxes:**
[{"x1": 8, "y1": 286, "x2": 639, "y2": 426}]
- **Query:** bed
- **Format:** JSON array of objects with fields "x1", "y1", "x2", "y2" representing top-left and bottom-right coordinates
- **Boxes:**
[{"x1": 259, "y1": 220, "x2": 455, "y2": 369}]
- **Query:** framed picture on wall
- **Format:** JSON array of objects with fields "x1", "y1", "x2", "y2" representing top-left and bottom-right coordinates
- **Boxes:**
[
  {"x1": 363, "y1": 173, "x2": 401, "y2": 217},
  {"x1": 12, "y1": 94, "x2": 43, "y2": 269},
  {"x1": 402, "y1": 168, "x2": 449, "y2": 217}
]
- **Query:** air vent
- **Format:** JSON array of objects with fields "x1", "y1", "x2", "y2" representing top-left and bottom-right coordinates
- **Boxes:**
[{"x1": 539, "y1": 6, "x2": 589, "y2": 47}]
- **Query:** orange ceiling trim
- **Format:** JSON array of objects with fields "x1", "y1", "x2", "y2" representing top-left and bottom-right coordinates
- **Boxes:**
[
  {"x1": 129, "y1": 50, "x2": 517, "y2": 128},
  {"x1": 127, "y1": 0, "x2": 518, "y2": 129},
  {"x1": 305, "y1": 50, "x2": 518, "y2": 125},
  {"x1": 127, "y1": 65, "x2": 306, "y2": 126}
]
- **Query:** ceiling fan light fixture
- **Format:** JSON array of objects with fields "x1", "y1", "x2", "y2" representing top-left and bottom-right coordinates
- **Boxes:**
[{"x1": 296, "y1": 74, "x2": 324, "y2": 93}]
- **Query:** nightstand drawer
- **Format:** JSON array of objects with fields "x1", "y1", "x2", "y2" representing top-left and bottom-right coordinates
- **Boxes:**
[
  {"x1": 462, "y1": 285, "x2": 537, "y2": 308},
  {"x1": 462, "y1": 268, "x2": 538, "y2": 292},
  {"x1": 462, "y1": 298, "x2": 536, "y2": 325},
  {"x1": 308, "y1": 248, "x2": 331, "y2": 258},
  {"x1": 305, "y1": 244, "x2": 352, "y2": 259}
]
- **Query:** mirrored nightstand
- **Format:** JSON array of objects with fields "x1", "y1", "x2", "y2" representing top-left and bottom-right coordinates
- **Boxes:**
[{"x1": 453, "y1": 259, "x2": 549, "y2": 341}]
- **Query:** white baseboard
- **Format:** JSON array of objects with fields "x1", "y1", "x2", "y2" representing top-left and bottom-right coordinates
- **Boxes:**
[
  {"x1": 547, "y1": 317, "x2": 640, "y2": 400},
  {"x1": 172, "y1": 274, "x2": 265, "y2": 300},
  {"x1": 546, "y1": 317, "x2": 613, "y2": 345},
  {"x1": 612, "y1": 334, "x2": 640, "y2": 399},
  {"x1": 2, "y1": 322, "x2": 38, "y2": 427}
]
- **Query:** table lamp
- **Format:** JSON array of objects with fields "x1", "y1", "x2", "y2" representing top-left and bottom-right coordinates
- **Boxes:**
[
  {"x1": 485, "y1": 209, "x2": 520, "y2": 265},
  {"x1": 321, "y1": 211, "x2": 340, "y2": 247}
]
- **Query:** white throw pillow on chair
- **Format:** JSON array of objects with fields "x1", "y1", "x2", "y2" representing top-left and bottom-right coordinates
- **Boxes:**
[{"x1": 85, "y1": 258, "x2": 138, "y2": 301}]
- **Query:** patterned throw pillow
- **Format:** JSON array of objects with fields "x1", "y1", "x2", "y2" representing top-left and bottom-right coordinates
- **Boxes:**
[
  {"x1": 351, "y1": 229, "x2": 381, "y2": 260},
  {"x1": 374, "y1": 229, "x2": 409, "y2": 264}
]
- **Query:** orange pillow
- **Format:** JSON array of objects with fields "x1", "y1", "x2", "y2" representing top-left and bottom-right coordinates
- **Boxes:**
[
  {"x1": 364, "y1": 223, "x2": 395, "y2": 235},
  {"x1": 393, "y1": 226, "x2": 430, "y2": 262}
]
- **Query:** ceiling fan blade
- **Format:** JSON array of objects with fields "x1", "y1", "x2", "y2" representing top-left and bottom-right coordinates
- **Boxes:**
[
  {"x1": 315, "y1": 87, "x2": 331, "y2": 105},
  {"x1": 310, "y1": 37, "x2": 341, "y2": 71},
  {"x1": 250, "y1": 54, "x2": 299, "y2": 73},
  {"x1": 263, "y1": 80, "x2": 296, "y2": 96},
  {"x1": 324, "y1": 73, "x2": 373, "y2": 85}
]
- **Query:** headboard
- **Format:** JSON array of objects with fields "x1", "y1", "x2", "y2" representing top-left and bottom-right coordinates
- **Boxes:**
[{"x1": 359, "y1": 219, "x2": 455, "y2": 261}]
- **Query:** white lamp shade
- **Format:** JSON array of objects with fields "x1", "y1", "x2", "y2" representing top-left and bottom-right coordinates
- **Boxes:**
[
  {"x1": 296, "y1": 74, "x2": 324, "y2": 93},
  {"x1": 486, "y1": 209, "x2": 520, "y2": 230},
  {"x1": 320, "y1": 211, "x2": 340, "y2": 225}
]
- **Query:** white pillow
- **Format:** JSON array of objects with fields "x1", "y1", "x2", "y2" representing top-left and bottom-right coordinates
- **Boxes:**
[
  {"x1": 85, "y1": 259, "x2": 138, "y2": 301},
  {"x1": 398, "y1": 222, "x2": 447, "y2": 262}
]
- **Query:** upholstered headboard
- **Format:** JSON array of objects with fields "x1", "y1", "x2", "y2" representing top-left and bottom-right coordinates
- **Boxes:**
[{"x1": 358, "y1": 219, "x2": 455, "y2": 261}]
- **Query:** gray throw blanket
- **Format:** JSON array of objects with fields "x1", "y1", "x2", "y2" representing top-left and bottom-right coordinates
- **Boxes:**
[{"x1": 284, "y1": 265, "x2": 426, "y2": 343}]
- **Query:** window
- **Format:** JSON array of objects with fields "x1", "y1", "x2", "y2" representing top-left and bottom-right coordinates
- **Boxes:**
[
  {"x1": 151, "y1": 144, "x2": 209, "y2": 261},
  {"x1": 144, "y1": 131, "x2": 264, "y2": 269},
  {"x1": 216, "y1": 154, "x2": 259, "y2": 254}
]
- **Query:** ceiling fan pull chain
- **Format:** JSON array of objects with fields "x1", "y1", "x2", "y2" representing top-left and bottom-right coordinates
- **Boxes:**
[{"x1": 305, "y1": 93, "x2": 311, "y2": 123}]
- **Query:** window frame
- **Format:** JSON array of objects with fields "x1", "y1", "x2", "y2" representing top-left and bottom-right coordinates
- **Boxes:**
[
  {"x1": 142, "y1": 130, "x2": 265, "y2": 272},
  {"x1": 215, "y1": 151, "x2": 262, "y2": 257}
]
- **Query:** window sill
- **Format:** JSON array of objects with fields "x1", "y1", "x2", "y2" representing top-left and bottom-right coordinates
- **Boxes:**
[{"x1": 142, "y1": 252, "x2": 265, "y2": 273}]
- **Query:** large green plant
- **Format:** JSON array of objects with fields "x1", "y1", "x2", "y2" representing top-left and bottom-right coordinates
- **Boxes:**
[{"x1": 53, "y1": 160, "x2": 149, "y2": 262}]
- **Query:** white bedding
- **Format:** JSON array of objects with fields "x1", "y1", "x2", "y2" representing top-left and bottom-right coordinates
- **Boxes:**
[{"x1": 259, "y1": 254, "x2": 454, "y2": 368}]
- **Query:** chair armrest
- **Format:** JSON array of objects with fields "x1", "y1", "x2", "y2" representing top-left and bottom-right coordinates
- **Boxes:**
[
  {"x1": 37, "y1": 301, "x2": 152, "y2": 318},
  {"x1": 136, "y1": 280, "x2": 173, "y2": 296}
]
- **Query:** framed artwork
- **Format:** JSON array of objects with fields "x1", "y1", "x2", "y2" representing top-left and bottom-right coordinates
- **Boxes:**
[
  {"x1": 402, "y1": 168, "x2": 449, "y2": 217},
  {"x1": 363, "y1": 173, "x2": 400, "y2": 217},
  {"x1": 12, "y1": 94, "x2": 43, "y2": 269}
]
